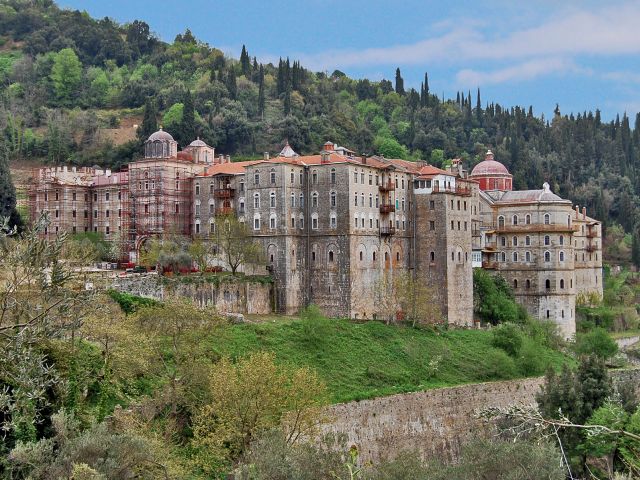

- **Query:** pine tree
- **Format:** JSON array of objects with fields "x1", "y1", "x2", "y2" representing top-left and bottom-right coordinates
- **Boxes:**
[
  {"x1": 240, "y1": 45, "x2": 251, "y2": 77},
  {"x1": 258, "y1": 65, "x2": 265, "y2": 119},
  {"x1": 138, "y1": 98, "x2": 158, "y2": 140},
  {"x1": 226, "y1": 68, "x2": 237, "y2": 100},
  {"x1": 423, "y1": 72, "x2": 429, "y2": 105},
  {"x1": 475, "y1": 88, "x2": 482, "y2": 125},
  {"x1": 283, "y1": 85, "x2": 291, "y2": 116},
  {"x1": 276, "y1": 58, "x2": 285, "y2": 95},
  {"x1": 394, "y1": 68, "x2": 404, "y2": 95}
]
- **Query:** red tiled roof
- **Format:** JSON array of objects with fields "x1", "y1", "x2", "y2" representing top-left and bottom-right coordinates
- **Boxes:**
[{"x1": 201, "y1": 160, "x2": 265, "y2": 176}]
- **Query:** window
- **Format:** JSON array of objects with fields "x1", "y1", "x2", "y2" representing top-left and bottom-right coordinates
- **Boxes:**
[
  {"x1": 312, "y1": 216, "x2": 318, "y2": 229},
  {"x1": 312, "y1": 251, "x2": 316, "y2": 262},
  {"x1": 254, "y1": 217, "x2": 260, "y2": 230},
  {"x1": 559, "y1": 251, "x2": 565, "y2": 262},
  {"x1": 106, "y1": 210, "x2": 110, "y2": 218},
  {"x1": 299, "y1": 193, "x2": 304, "y2": 207},
  {"x1": 195, "y1": 184, "x2": 200, "y2": 195},
  {"x1": 210, "y1": 221, "x2": 215, "y2": 234},
  {"x1": 512, "y1": 214, "x2": 518, "y2": 225},
  {"x1": 254, "y1": 193, "x2": 260, "y2": 208},
  {"x1": 72, "y1": 192, "x2": 77, "y2": 201},
  {"x1": 544, "y1": 235, "x2": 550, "y2": 246},
  {"x1": 328, "y1": 251, "x2": 334, "y2": 262},
  {"x1": 144, "y1": 204, "x2": 149, "y2": 214},
  {"x1": 240, "y1": 182, "x2": 245, "y2": 192},
  {"x1": 330, "y1": 215, "x2": 337, "y2": 229},
  {"x1": 369, "y1": 194, "x2": 373, "y2": 208},
  {"x1": 501, "y1": 236, "x2": 506, "y2": 247},
  {"x1": 396, "y1": 252, "x2": 400, "y2": 261},
  {"x1": 501, "y1": 252, "x2": 506, "y2": 262},
  {"x1": 312, "y1": 193, "x2": 318, "y2": 208},
  {"x1": 544, "y1": 251, "x2": 551, "y2": 262},
  {"x1": 331, "y1": 168, "x2": 336, "y2": 184},
  {"x1": 270, "y1": 169, "x2": 276, "y2": 184},
  {"x1": 72, "y1": 210, "x2": 76, "y2": 218},
  {"x1": 498, "y1": 216, "x2": 505, "y2": 228},
  {"x1": 195, "y1": 223, "x2": 200, "y2": 234},
  {"x1": 369, "y1": 174, "x2": 373, "y2": 185},
  {"x1": 544, "y1": 213, "x2": 550, "y2": 225},
  {"x1": 299, "y1": 172, "x2": 303, "y2": 184},
  {"x1": 546, "y1": 279, "x2": 551, "y2": 289},
  {"x1": 312, "y1": 170, "x2": 318, "y2": 184},
  {"x1": 429, "y1": 200, "x2": 435, "y2": 210},
  {"x1": 430, "y1": 251, "x2": 435, "y2": 262},
  {"x1": 513, "y1": 279, "x2": 518, "y2": 289},
  {"x1": 331, "y1": 191, "x2": 337, "y2": 208},
  {"x1": 373, "y1": 252, "x2": 376, "y2": 261},
  {"x1": 559, "y1": 235, "x2": 564, "y2": 246},
  {"x1": 270, "y1": 192, "x2": 276, "y2": 208},
  {"x1": 270, "y1": 216, "x2": 276, "y2": 229},
  {"x1": 354, "y1": 193, "x2": 358, "y2": 207},
  {"x1": 360, "y1": 251, "x2": 363, "y2": 261},
  {"x1": 512, "y1": 236, "x2": 518, "y2": 246},
  {"x1": 560, "y1": 279, "x2": 565, "y2": 289},
  {"x1": 525, "y1": 251, "x2": 531, "y2": 262},
  {"x1": 254, "y1": 172, "x2": 260, "y2": 185},
  {"x1": 290, "y1": 170, "x2": 294, "y2": 184},
  {"x1": 526, "y1": 279, "x2": 531, "y2": 289},
  {"x1": 291, "y1": 217, "x2": 296, "y2": 228},
  {"x1": 429, "y1": 221, "x2": 435, "y2": 230},
  {"x1": 291, "y1": 193, "x2": 296, "y2": 207},
  {"x1": 513, "y1": 252, "x2": 518, "y2": 262},
  {"x1": 175, "y1": 203, "x2": 179, "y2": 214},
  {"x1": 93, "y1": 210, "x2": 97, "y2": 218},
  {"x1": 525, "y1": 235, "x2": 531, "y2": 246},
  {"x1": 209, "y1": 202, "x2": 215, "y2": 214},
  {"x1": 353, "y1": 171, "x2": 358, "y2": 183}
]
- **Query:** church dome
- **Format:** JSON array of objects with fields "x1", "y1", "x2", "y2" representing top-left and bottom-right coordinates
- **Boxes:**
[
  {"x1": 189, "y1": 137, "x2": 208, "y2": 147},
  {"x1": 147, "y1": 128, "x2": 175, "y2": 142},
  {"x1": 470, "y1": 150, "x2": 510, "y2": 176}
]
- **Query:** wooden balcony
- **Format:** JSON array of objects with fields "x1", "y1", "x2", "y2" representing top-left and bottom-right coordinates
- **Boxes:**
[
  {"x1": 214, "y1": 188, "x2": 235, "y2": 199},
  {"x1": 215, "y1": 206, "x2": 234, "y2": 216},
  {"x1": 494, "y1": 223, "x2": 579, "y2": 233},
  {"x1": 586, "y1": 229, "x2": 598, "y2": 238},
  {"x1": 586, "y1": 244, "x2": 597, "y2": 252},
  {"x1": 380, "y1": 203, "x2": 395, "y2": 214},
  {"x1": 379, "y1": 181, "x2": 395, "y2": 192},
  {"x1": 380, "y1": 227, "x2": 396, "y2": 236},
  {"x1": 482, "y1": 261, "x2": 498, "y2": 269}
]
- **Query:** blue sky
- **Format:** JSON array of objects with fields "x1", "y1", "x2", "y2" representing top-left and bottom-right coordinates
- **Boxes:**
[{"x1": 60, "y1": 0, "x2": 640, "y2": 121}]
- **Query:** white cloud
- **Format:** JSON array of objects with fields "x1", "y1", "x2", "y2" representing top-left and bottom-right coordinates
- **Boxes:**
[
  {"x1": 602, "y1": 71, "x2": 640, "y2": 84},
  {"x1": 455, "y1": 58, "x2": 590, "y2": 87},
  {"x1": 294, "y1": 2, "x2": 640, "y2": 71}
]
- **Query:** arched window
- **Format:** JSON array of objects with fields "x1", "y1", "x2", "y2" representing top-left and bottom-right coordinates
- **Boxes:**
[
  {"x1": 559, "y1": 251, "x2": 565, "y2": 262},
  {"x1": 501, "y1": 236, "x2": 506, "y2": 247},
  {"x1": 253, "y1": 193, "x2": 260, "y2": 208},
  {"x1": 513, "y1": 252, "x2": 518, "y2": 262},
  {"x1": 430, "y1": 251, "x2": 435, "y2": 262},
  {"x1": 501, "y1": 252, "x2": 506, "y2": 262},
  {"x1": 312, "y1": 170, "x2": 318, "y2": 184},
  {"x1": 512, "y1": 215, "x2": 518, "y2": 225},
  {"x1": 525, "y1": 214, "x2": 531, "y2": 225},
  {"x1": 384, "y1": 252, "x2": 389, "y2": 261},
  {"x1": 269, "y1": 214, "x2": 277, "y2": 229},
  {"x1": 559, "y1": 235, "x2": 564, "y2": 246},
  {"x1": 525, "y1": 251, "x2": 531, "y2": 262},
  {"x1": 544, "y1": 213, "x2": 550, "y2": 225},
  {"x1": 544, "y1": 251, "x2": 551, "y2": 262},
  {"x1": 359, "y1": 251, "x2": 363, "y2": 261},
  {"x1": 290, "y1": 193, "x2": 295, "y2": 207},
  {"x1": 312, "y1": 192, "x2": 318, "y2": 208},
  {"x1": 544, "y1": 235, "x2": 550, "y2": 246},
  {"x1": 330, "y1": 168, "x2": 336, "y2": 184},
  {"x1": 512, "y1": 236, "x2": 518, "y2": 246},
  {"x1": 270, "y1": 192, "x2": 276, "y2": 208},
  {"x1": 498, "y1": 216, "x2": 505, "y2": 228},
  {"x1": 330, "y1": 191, "x2": 337, "y2": 208},
  {"x1": 254, "y1": 172, "x2": 260, "y2": 185},
  {"x1": 328, "y1": 251, "x2": 334, "y2": 262},
  {"x1": 330, "y1": 214, "x2": 337, "y2": 229},
  {"x1": 525, "y1": 235, "x2": 531, "y2": 246},
  {"x1": 545, "y1": 279, "x2": 551, "y2": 289},
  {"x1": 526, "y1": 279, "x2": 531, "y2": 289},
  {"x1": 270, "y1": 168, "x2": 276, "y2": 184},
  {"x1": 560, "y1": 279, "x2": 565, "y2": 289},
  {"x1": 396, "y1": 252, "x2": 400, "y2": 261},
  {"x1": 299, "y1": 193, "x2": 304, "y2": 207},
  {"x1": 373, "y1": 251, "x2": 377, "y2": 262},
  {"x1": 513, "y1": 279, "x2": 518, "y2": 289}
]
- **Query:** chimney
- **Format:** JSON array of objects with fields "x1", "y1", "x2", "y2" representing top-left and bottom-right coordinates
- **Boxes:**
[
  {"x1": 582, "y1": 206, "x2": 586, "y2": 219},
  {"x1": 105, "y1": 169, "x2": 111, "y2": 176},
  {"x1": 72, "y1": 166, "x2": 76, "y2": 173},
  {"x1": 321, "y1": 151, "x2": 330, "y2": 163},
  {"x1": 361, "y1": 155, "x2": 367, "y2": 165},
  {"x1": 323, "y1": 141, "x2": 333, "y2": 152},
  {"x1": 575, "y1": 205, "x2": 579, "y2": 218},
  {"x1": 218, "y1": 154, "x2": 224, "y2": 163},
  {"x1": 263, "y1": 152, "x2": 270, "y2": 160},
  {"x1": 225, "y1": 155, "x2": 231, "y2": 163}
]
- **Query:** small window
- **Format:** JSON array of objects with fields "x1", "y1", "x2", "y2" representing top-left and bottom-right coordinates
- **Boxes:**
[
  {"x1": 513, "y1": 279, "x2": 518, "y2": 289},
  {"x1": 430, "y1": 251, "x2": 435, "y2": 262},
  {"x1": 513, "y1": 252, "x2": 518, "y2": 262},
  {"x1": 512, "y1": 215, "x2": 518, "y2": 225},
  {"x1": 559, "y1": 251, "x2": 565, "y2": 262},
  {"x1": 544, "y1": 213, "x2": 550, "y2": 225},
  {"x1": 526, "y1": 279, "x2": 531, "y2": 289},
  {"x1": 560, "y1": 279, "x2": 565, "y2": 289},
  {"x1": 545, "y1": 279, "x2": 551, "y2": 289},
  {"x1": 359, "y1": 251, "x2": 363, "y2": 261},
  {"x1": 544, "y1": 235, "x2": 550, "y2": 246},
  {"x1": 270, "y1": 169, "x2": 276, "y2": 184},
  {"x1": 331, "y1": 168, "x2": 336, "y2": 184},
  {"x1": 328, "y1": 251, "x2": 334, "y2": 262},
  {"x1": 544, "y1": 251, "x2": 551, "y2": 262},
  {"x1": 559, "y1": 235, "x2": 564, "y2": 246},
  {"x1": 512, "y1": 236, "x2": 518, "y2": 246},
  {"x1": 254, "y1": 172, "x2": 260, "y2": 185}
]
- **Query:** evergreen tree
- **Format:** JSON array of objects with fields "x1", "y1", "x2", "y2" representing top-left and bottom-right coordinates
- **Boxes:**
[
  {"x1": 394, "y1": 68, "x2": 404, "y2": 95},
  {"x1": 258, "y1": 65, "x2": 265, "y2": 119},
  {"x1": 226, "y1": 68, "x2": 237, "y2": 100},
  {"x1": 632, "y1": 228, "x2": 640, "y2": 269},
  {"x1": 276, "y1": 58, "x2": 285, "y2": 95},
  {"x1": 475, "y1": 88, "x2": 482, "y2": 125},
  {"x1": 423, "y1": 72, "x2": 429, "y2": 106},
  {"x1": 138, "y1": 98, "x2": 158, "y2": 140},
  {"x1": 240, "y1": 44, "x2": 251, "y2": 77},
  {"x1": 0, "y1": 144, "x2": 22, "y2": 230},
  {"x1": 283, "y1": 86, "x2": 291, "y2": 116},
  {"x1": 178, "y1": 90, "x2": 196, "y2": 146}
]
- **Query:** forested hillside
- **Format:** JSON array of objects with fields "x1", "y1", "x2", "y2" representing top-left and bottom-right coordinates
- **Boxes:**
[{"x1": 2, "y1": 0, "x2": 640, "y2": 236}]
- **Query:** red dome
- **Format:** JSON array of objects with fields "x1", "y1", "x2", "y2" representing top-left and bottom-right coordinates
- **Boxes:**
[{"x1": 471, "y1": 159, "x2": 510, "y2": 176}]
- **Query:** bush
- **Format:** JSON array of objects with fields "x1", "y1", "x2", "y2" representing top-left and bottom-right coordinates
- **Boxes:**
[
  {"x1": 107, "y1": 290, "x2": 158, "y2": 314},
  {"x1": 491, "y1": 323, "x2": 523, "y2": 357},
  {"x1": 575, "y1": 328, "x2": 618, "y2": 359},
  {"x1": 473, "y1": 270, "x2": 527, "y2": 325},
  {"x1": 300, "y1": 304, "x2": 333, "y2": 347},
  {"x1": 517, "y1": 339, "x2": 545, "y2": 376},
  {"x1": 481, "y1": 349, "x2": 518, "y2": 380}
]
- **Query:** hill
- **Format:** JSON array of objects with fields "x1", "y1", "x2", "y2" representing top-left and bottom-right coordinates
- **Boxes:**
[{"x1": 1, "y1": 0, "x2": 640, "y2": 245}]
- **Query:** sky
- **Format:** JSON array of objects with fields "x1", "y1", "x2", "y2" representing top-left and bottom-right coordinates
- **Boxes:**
[{"x1": 59, "y1": 0, "x2": 640, "y2": 121}]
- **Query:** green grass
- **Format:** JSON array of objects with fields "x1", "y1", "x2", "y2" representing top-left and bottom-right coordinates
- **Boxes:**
[{"x1": 207, "y1": 318, "x2": 570, "y2": 403}]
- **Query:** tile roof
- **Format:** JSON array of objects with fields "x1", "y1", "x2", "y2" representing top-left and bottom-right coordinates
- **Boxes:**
[{"x1": 200, "y1": 160, "x2": 265, "y2": 176}]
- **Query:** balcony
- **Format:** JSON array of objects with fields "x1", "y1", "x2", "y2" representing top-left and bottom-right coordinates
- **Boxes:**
[
  {"x1": 380, "y1": 203, "x2": 395, "y2": 214},
  {"x1": 494, "y1": 223, "x2": 579, "y2": 234},
  {"x1": 482, "y1": 261, "x2": 498, "y2": 269},
  {"x1": 379, "y1": 181, "x2": 395, "y2": 192},
  {"x1": 483, "y1": 241, "x2": 497, "y2": 251},
  {"x1": 380, "y1": 226, "x2": 396, "y2": 236},
  {"x1": 214, "y1": 188, "x2": 235, "y2": 199},
  {"x1": 431, "y1": 184, "x2": 472, "y2": 196},
  {"x1": 586, "y1": 244, "x2": 597, "y2": 253},
  {"x1": 586, "y1": 229, "x2": 598, "y2": 238},
  {"x1": 215, "y1": 206, "x2": 234, "y2": 216}
]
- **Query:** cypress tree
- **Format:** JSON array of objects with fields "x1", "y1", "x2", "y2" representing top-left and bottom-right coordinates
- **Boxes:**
[
  {"x1": 424, "y1": 72, "x2": 429, "y2": 105},
  {"x1": 0, "y1": 144, "x2": 22, "y2": 230},
  {"x1": 138, "y1": 98, "x2": 158, "y2": 140},
  {"x1": 258, "y1": 65, "x2": 265, "y2": 119},
  {"x1": 394, "y1": 68, "x2": 404, "y2": 95},
  {"x1": 476, "y1": 88, "x2": 482, "y2": 125},
  {"x1": 179, "y1": 90, "x2": 196, "y2": 146},
  {"x1": 277, "y1": 58, "x2": 285, "y2": 95},
  {"x1": 226, "y1": 68, "x2": 237, "y2": 100},
  {"x1": 240, "y1": 44, "x2": 251, "y2": 77},
  {"x1": 283, "y1": 85, "x2": 291, "y2": 116},
  {"x1": 632, "y1": 228, "x2": 640, "y2": 269}
]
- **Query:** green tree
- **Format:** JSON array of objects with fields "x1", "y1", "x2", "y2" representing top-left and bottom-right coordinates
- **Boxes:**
[
  {"x1": 374, "y1": 136, "x2": 408, "y2": 159},
  {"x1": 257, "y1": 64, "x2": 265, "y2": 119},
  {"x1": 394, "y1": 67, "x2": 404, "y2": 95},
  {"x1": 138, "y1": 98, "x2": 158, "y2": 140},
  {"x1": 632, "y1": 228, "x2": 640, "y2": 268},
  {"x1": 177, "y1": 89, "x2": 196, "y2": 146},
  {"x1": 218, "y1": 214, "x2": 263, "y2": 274},
  {"x1": 0, "y1": 145, "x2": 22, "y2": 229},
  {"x1": 240, "y1": 44, "x2": 251, "y2": 77},
  {"x1": 575, "y1": 328, "x2": 618, "y2": 359},
  {"x1": 50, "y1": 48, "x2": 82, "y2": 104}
]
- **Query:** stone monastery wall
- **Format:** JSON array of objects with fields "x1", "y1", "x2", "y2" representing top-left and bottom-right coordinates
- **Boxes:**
[{"x1": 320, "y1": 369, "x2": 640, "y2": 464}]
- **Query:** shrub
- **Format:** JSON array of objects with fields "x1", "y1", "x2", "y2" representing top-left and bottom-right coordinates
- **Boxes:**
[
  {"x1": 491, "y1": 323, "x2": 523, "y2": 357},
  {"x1": 481, "y1": 349, "x2": 518, "y2": 380},
  {"x1": 575, "y1": 328, "x2": 618, "y2": 359},
  {"x1": 517, "y1": 339, "x2": 545, "y2": 376},
  {"x1": 107, "y1": 290, "x2": 158, "y2": 314}
]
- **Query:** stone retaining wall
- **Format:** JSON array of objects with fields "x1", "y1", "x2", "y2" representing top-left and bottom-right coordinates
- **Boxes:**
[{"x1": 320, "y1": 368, "x2": 640, "y2": 464}]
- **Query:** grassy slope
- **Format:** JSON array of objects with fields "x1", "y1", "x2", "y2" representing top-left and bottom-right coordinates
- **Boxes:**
[{"x1": 208, "y1": 319, "x2": 569, "y2": 403}]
